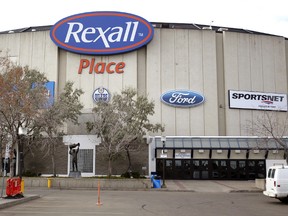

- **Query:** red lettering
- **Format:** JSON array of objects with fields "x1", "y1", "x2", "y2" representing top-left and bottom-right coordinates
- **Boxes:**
[
  {"x1": 95, "y1": 62, "x2": 105, "y2": 74},
  {"x1": 89, "y1": 58, "x2": 95, "y2": 74},
  {"x1": 78, "y1": 59, "x2": 90, "y2": 74},
  {"x1": 115, "y1": 62, "x2": 125, "y2": 73},
  {"x1": 106, "y1": 62, "x2": 116, "y2": 73},
  {"x1": 78, "y1": 59, "x2": 126, "y2": 74}
]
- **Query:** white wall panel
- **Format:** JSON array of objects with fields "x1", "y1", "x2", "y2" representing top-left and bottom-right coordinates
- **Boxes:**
[
  {"x1": 188, "y1": 31, "x2": 205, "y2": 135},
  {"x1": 0, "y1": 34, "x2": 9, "y2": 54},
  {"x1": 175, "y1": 29, "x2": 190, "y2": 135},
  {"x1": 249, "y1": 35, "x2": 264, "y2": 91},
  {"x1": 121, "y1": 51, "x2": 137, "y2": 89},
  {"x1": 274, "y1": 38, "x2": 287, "y2": 93},
  {"x1": 160, "y1": 29, "x2": 176, "y2": 135},
  {"x1": 146, "y1": 29, "x2": 166, "y2": 135},
  {"x1": 43, "y1": 33, "x2": 58, "y2": 83},
  {"x1": 6, "y1": 33, "x2": 20, "y2": 58},
  {"x1": 19, "y1": 32, "x2": 33, "y2": 66},
  {"x1": 202, "y1": 31, "x2": 218, "y2": 135},
  {"x1": 223, "y1": 32, "x2": 240, "y2": 135},
  {"x1": 262, "y1": 36, "x2": 276, "y2": 92},
  {"x1": 30, "y1": 32, "x2": 46, "y2": 72},
  {"x1": 237, "y1": 33, "x2": 253, "y2": 135}
]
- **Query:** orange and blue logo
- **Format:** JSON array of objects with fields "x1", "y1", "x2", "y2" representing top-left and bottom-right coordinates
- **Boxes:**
[{"x1": 50, "y1": 11, "x2": 154, "y2": 55}]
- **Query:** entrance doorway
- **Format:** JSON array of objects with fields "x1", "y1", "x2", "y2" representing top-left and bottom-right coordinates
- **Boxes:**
[{"x1": 156, "y1": 159, "x2": 265, "y2": 180}]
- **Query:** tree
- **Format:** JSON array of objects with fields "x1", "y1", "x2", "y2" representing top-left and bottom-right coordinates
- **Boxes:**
[
  {"x1": 86, "y1": 87, "x2": 164, "y2": 176},
  {"x1": 0, "y1": 56, "x2": 84, "y2": 177},
  {"x1": 246, "y1": 111, "x2": 288, "y2": 165},
  {"x1": 0, "y1": 57, "x2": 48, "y2": 176},
  {"x1": 32, "y1": 81, "x2": 84, "y2": 176}
]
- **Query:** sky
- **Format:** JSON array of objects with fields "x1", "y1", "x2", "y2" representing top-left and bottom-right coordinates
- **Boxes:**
[{"x1": 1, "y1": 0, "x2": 288, "y2": 38}]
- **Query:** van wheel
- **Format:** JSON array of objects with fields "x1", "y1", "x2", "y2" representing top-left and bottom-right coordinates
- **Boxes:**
[{"x1": 279, "y1": 197, "x2": 288, "y2": 203}]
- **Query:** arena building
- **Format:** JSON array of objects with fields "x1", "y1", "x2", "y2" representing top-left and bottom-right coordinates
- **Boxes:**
[{"x1": 0, "y1": 11, "x2": 287, "y2": 180}]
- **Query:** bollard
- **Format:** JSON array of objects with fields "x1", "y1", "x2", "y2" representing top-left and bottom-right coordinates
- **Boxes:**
[
  {"x1": 21, "y1": 179, "x2": 25, "y2": 194},
  {"x1": 97, "y1": 180, "x2": 102, "y2": 206},
  {"x1": 47, "y1": 178, "x2": 52, "y2": 188}
]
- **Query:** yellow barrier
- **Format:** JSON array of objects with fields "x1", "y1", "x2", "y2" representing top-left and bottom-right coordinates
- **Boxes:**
[
  {"x1": 47, "y1": 178, "x2": 52, "y2": 188},
  {"x1": 21, "y1": 179, "x2": 24, "y2": 193}
]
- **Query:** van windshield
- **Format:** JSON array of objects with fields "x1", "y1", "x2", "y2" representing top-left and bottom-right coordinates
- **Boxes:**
[
  {"x1": 268, "y1": 169, "x2": 276, "y2": 178},
  {"x1": 268, "y1": 169, "x2": 272, "y2": 178},
  {"x1": 271, "y1": 169, "x2": 276, "y2": 178}
]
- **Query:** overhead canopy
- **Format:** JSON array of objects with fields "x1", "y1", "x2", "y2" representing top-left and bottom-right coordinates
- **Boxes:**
[{"x1": 154, "y1": 136, "x2": 288, "y2": 150}]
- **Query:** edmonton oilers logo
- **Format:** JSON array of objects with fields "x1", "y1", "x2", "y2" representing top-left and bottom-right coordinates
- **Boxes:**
[{"x1": 92, "y1": 87, "x2": 110, "y2": 102}]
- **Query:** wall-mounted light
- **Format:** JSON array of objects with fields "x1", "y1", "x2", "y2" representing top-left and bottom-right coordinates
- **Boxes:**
[
  {"x1": 217, "y1": 28, "x2": 229, "y2": 32},
  {"x1": 272, "y1": 150, "x2": 279, "y2": 154},
  {"x1": 253, "y1": 149, "x2": 260, "y2": 154},
  {"x1": 235, "y1": 150, "x2": 241, "y2": 154},
  {"x1": 202, "y1": 26, "x2": 212, "y2": 30}
]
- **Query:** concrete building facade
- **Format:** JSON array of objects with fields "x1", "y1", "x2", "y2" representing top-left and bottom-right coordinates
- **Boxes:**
[{"x1": 0, "y1": 12, "x2": 287, "y2": 179}]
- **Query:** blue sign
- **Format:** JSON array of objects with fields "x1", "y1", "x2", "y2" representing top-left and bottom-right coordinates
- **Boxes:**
[
  {"x1": 32, "y1": 81, "x2": 55, "y2": 108},
  {"x1": 50, "y1": 11, "x2": 154, "y2": 55},
  {"x1": 92, "y1": 87, "x2": 110, "y2": 103},
  {"x1": 161, "y1": 90, "x2": 205, "y2": 108},
  {"x1": 45, "y1": 81, "x2": 55, "y2": 107}
]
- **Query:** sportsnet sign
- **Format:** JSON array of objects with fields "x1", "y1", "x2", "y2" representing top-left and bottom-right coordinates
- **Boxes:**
[
  {"x1": 229, "y1": 90, "x2": 287, "y2": 111},
  {"x1": 50, "y1": 11, "x2": 154, "y2": 55}
]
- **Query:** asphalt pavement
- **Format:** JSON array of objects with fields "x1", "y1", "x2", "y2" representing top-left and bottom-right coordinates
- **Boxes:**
[{"x1": 0, "y1": 180, "x2": 262, "y2": 210}]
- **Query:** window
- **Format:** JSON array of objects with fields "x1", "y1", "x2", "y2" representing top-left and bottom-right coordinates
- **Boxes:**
[{"x1": 271, "y1": 169, "x2": 276, "y2": 178}]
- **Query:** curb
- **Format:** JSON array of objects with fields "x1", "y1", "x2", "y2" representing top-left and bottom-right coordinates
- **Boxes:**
[
  {"x1": 0, "y1": 195, "x2": 40, "y2": 210},
  {"x1": 229, "y1": 189, "x2": 262, "y2": 193}
]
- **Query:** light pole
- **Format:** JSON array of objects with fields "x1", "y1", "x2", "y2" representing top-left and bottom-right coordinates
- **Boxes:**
[
  {"x1": 18, "y1": 126, "x2": 27, "y2": 180},
  {"x1": 161, "y1": 136, "x2": 166, "y2": 188},
  {"x1": 0, "y1": 135, "x2": 12, "y2": 198}
]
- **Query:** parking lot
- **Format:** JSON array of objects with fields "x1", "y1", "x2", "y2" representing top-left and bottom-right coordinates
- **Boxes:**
[{"x1": 0, "y1": 187, "x2": 287, "y2": 216}]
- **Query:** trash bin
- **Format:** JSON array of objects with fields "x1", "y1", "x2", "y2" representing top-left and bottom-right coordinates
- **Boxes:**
[{"x1": 151, "y1": 175, "x2": 162, "y2": 188}]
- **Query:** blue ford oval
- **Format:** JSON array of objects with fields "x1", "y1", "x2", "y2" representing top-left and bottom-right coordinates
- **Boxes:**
[
  {"x1": 161, "y1": 90, "x2": 205, "y2": 107},
  {"x1": 50, "y1": 11, "x2": 154, "y2": 55}
]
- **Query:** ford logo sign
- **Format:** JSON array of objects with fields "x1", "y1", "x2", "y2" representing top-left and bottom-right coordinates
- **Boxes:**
[
  {"x1": 50, "y1": 11, "x2": 154, "y2": 55},
  {"x1": 161, "y1": 90, "x2": 205, "y2": 107}
]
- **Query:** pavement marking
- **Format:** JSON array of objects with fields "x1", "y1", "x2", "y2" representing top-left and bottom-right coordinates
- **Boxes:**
[
  {"x1": 0, "y1": 210, "x2": 125, "y2": 214},
  {"x1": 214, "y1": 181, "x2": 237, "y2": 189},
  {"x1": 172, "y1": 180, "x2": 187, "y2": 190}
]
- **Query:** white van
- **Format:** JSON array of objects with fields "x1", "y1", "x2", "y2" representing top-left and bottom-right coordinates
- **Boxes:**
[{"x1": 263, "y1": 165, "x2": 288, "y2": 203}]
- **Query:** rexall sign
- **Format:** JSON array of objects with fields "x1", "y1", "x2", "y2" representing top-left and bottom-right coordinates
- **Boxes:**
[{"x1": 50, "y1": 11, "x2": 154, "y2": 55}]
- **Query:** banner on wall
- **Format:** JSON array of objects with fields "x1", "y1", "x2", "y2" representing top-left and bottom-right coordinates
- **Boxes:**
[
  {"x1": 45, "y1": 81, "x2": 55, "y2": 107},
  {"x1": 228, "y1": 90, "x2": 287, "y2": 111},
  {"x1": 32, "y1": 81, "x2": 55, "y2": 108}
]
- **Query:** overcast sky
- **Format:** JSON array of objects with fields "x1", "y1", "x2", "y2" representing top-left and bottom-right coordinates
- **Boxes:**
[{"x1": 1, "y1": 0, "x2": 288, "y2": 37}]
